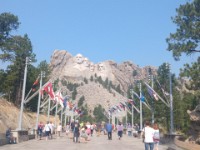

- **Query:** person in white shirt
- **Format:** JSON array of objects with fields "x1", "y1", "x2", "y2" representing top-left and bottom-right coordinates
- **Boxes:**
[
  {"x1": 142, "y1": 121, "x2": 154, "y2": 150},
  {"x1": 57, "y1": 123, "x2": 62, "y2": 137},
  {"x1": 44, "y1": 121, "x2": 51, "y2": 141},
  {"x1": 65, "y1": 123, "x2": 70, "y2": 136},
  {"x1": 86, "y1": 122, "x2": 91, "y2": 136},
  {"x1": 48, "y1": 121, "x2": 54, "y2": 139},
  {"x1": 153, "y1": 123, "x2": 160, "y2": 150}
]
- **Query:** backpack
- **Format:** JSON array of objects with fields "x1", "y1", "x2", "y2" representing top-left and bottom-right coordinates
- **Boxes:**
[{"x1": 153, "y1": 131, "x2": 160, "y2": 140}]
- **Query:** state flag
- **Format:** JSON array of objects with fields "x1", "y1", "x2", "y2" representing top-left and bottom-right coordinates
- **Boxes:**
[
  {"x1": 41, "y1": 81, "x2": 55, "y2": 100},
  {"x1": 146, "y1": 83, "x2": 159, "y2": 101},
  {"x1": 31, "y1": 77, "x2": 40, "y2": 91},
  {"x1": 55, "y1": 91, "x2": 64, "y2": 108}
]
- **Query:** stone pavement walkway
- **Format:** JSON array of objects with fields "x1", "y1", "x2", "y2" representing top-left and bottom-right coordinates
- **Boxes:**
[{"x1": 0, "y1": 132, "x2": 184, "y2": 150}]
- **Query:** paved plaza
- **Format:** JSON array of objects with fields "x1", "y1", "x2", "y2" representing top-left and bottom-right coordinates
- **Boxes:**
[{"x1": 0, "y1": 131, "x2": 184, "y2": 150}]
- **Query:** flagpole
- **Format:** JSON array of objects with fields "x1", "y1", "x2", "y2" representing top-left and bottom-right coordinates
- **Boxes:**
[
  {"x1": 36, "y1": 71, "x2": 45, "y2": 129},
  {"x1": 24, "y1": 89, "x2": 32, "y2": 101},
  {"x1": 151, "y1": 75, "x2": 155, "y2": 124},
  {"x1": 109, "y1": 113, "x2": 111, "y2": 124},
  {"x1": 55, "y1": 100, "x2": 58, "y2": 127},
  {"x1": 18, "y1": 57, "x2": 29, "y2": 130},
  {"x1": 126, "y1": 108, "x2": 127, "y2": 125},
  {"x1": 39, "y1": 97, "x2": 47, "y2": 107},
  {"x1": 132, "y1": 105, "x2": 134, "y2": 126},
  {"x1": 139, "y1": 82, "x2": 143, "y2": 130},
  {"x1": 35, "y1": 72, "x2": 43, "y2": 129},
  {"x1": 48, "y1": 98, "x2": 51, "y2": 121},
  {"x1": 61, "y1": 109, "x2": 63, "y2": 126},
  {"x1": 169, "y1": 64, "x2": 174, "y2": 134},
  {"x1": 64, "y1": 108, "x2": 67, "y2": 126}
]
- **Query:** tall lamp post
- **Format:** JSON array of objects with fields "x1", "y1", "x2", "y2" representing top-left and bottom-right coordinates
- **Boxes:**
[{"x1": 18, "y1": 57, "x2": 30, "y2": 130}]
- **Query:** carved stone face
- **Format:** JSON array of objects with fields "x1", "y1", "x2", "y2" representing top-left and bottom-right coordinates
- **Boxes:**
[
  {"x1": 90, "y1": 63, "x2": 95, "y2": 71},
  {"x1": 75, "y1": 54, "x2": 84, "y2": 64},
  {"x1": 83, "y1": 58, "x2": 90, "y2": 67},
  {"x1": 98, "y1": 63, "x2": 105, "y2": 71}
]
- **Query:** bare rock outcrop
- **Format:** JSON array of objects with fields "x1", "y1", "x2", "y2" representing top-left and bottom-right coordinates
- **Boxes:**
[
  {"x1": 49, "y1": 50, "x2": 157, "y2": 93},
  {"x1": 49, "y1": 50, "x2": 157, "y2": 119},
  {"x1": 187, "y1": 104, "x2": 200, "y2": 144}
]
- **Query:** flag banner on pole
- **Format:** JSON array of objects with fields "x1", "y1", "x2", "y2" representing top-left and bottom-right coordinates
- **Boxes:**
[
  {"x1": 116, "y1": 105, "x2": 122, "y2": 112},
  {"x1": 130, "y1": 90, "x2": 151, "y2": 111},
  {"x1": 131, "y1": 90, "x2": 140, "y2": 100},
  {"x1": 67, "y1": 101, "x2": 73, "y2": 110},
  {"x1": 31, "y1": 76, "x2": 40, "y2": 92},
  {"x1": 156, "y1": 79, "x2": 169, "y2": 96},
  {"x1": 127, "y1": 99, "x2": 135, "y2": 105},
  {"x1": 146, "y1": 85, "x2": 159, "y2": 101},
  {"x1": 127, "y1": 99, "x2": 140, "y2": 113},
  {"x1": 144, "y1": 82, "x2": 170, "y2": 107},
  {"x1": 41, "y1": 81, "x2": 55, "y2": 100},
  {"x1": 155, "y1": 79, "x2": 170, "y2": 104},
  {"x1": 140, "y1": 93, "x2": 145, "y2": 102},
  {"x1": 77, "y1": 110, "x2": 84, "y2": 117},
  {"x1": 114, "y1": 105, "x2": 120, "y2": 112},
  {"x1": 63, "y1": 96, "x2": 69, "y2": 108},
  {"x1": 24, "y1": 76, "x2": 40, "y2": 102},
  {"x1": 125, "y1": 101, "x2": 132, "y2": 111},
  {"x1": 55, "y1": 91, "x2": 64, "y2": 108},
  {"x1": 104, "y1": 112, "x2": 111, "y2": 119},
  {"x1": 119, "y1": 102, "x2": 126, "y2": 111}
]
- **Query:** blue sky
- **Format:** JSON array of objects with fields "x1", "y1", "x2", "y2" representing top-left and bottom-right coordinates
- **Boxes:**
[{"x1": 0, "y1": 0, "x2": 198, "y2": 75}]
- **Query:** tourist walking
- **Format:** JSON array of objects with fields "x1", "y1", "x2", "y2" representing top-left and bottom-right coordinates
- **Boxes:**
[
  {"x1": 86, "y1": 122, "x2": 91, "y2": 136},
  {"x1": 117, "y1": 122, "x2": 123, "y2": 140},
  {"x1": 49, "y1": 121, "x2": 54, "y2": 139},
  {"x1": 57, "y1": 123, "x2": 62, "y2": 137},
  {"x1": 37, "y1": 122, "x2": 44, "y2": 140},
  {"x1": 153, "y1": 123, "x2": 160, "y2": 150},
  {"x1": 44, "y1": 121, "x2": 51, "y2": 141},
  {"x1": 106, "y1": 122, "x2": 113, "y2": 140},
  {"x1": 73, "y1": 122, "x2": 80, "y2": 143},
  {"x1": 70, "y1": 119, "x2": 75, "y2": 132},
  {"x1": 90, "y1": 123, "x2": 94, "y2": 136},
  {"x1": 142, "y1": 121, "x2": 155, "y2": 150},
  {"x1": 65, "y1": 123, "x2": 70, "y2": 136},
  {"x1": 127, "y1": 123, "x2": 132, "y2": 136}
]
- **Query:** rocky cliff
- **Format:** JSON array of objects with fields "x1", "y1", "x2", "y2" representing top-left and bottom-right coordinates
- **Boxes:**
[
  {"x1": 49, "y1": 50, "x2": 157, "y2": 114},
  {"x1": 50, "y1": 50, "x2": 157, "y2": 93},
  {"x1": 187, "y1": 105, "x2": 200, "y2": 144}
]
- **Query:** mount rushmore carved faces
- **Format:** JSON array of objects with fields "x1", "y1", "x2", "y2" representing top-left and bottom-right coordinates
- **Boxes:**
[
  {"x1": 98, "y1": 63, "x2": 105, "y2": 71},
  {"x1": 75, "y1": 54, "x2": 84, "y2": 64}
]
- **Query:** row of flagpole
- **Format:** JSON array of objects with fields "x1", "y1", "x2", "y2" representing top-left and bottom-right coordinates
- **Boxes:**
[
  {"x1": 106, "y1": 70, "x2": 174, "y2": 133},
  {"x1": 18, "y1": 69, "x2": 81, "y2": 131},
  {"x1": 18, "y1": 57, "x2": 174, "y2": 134}
]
